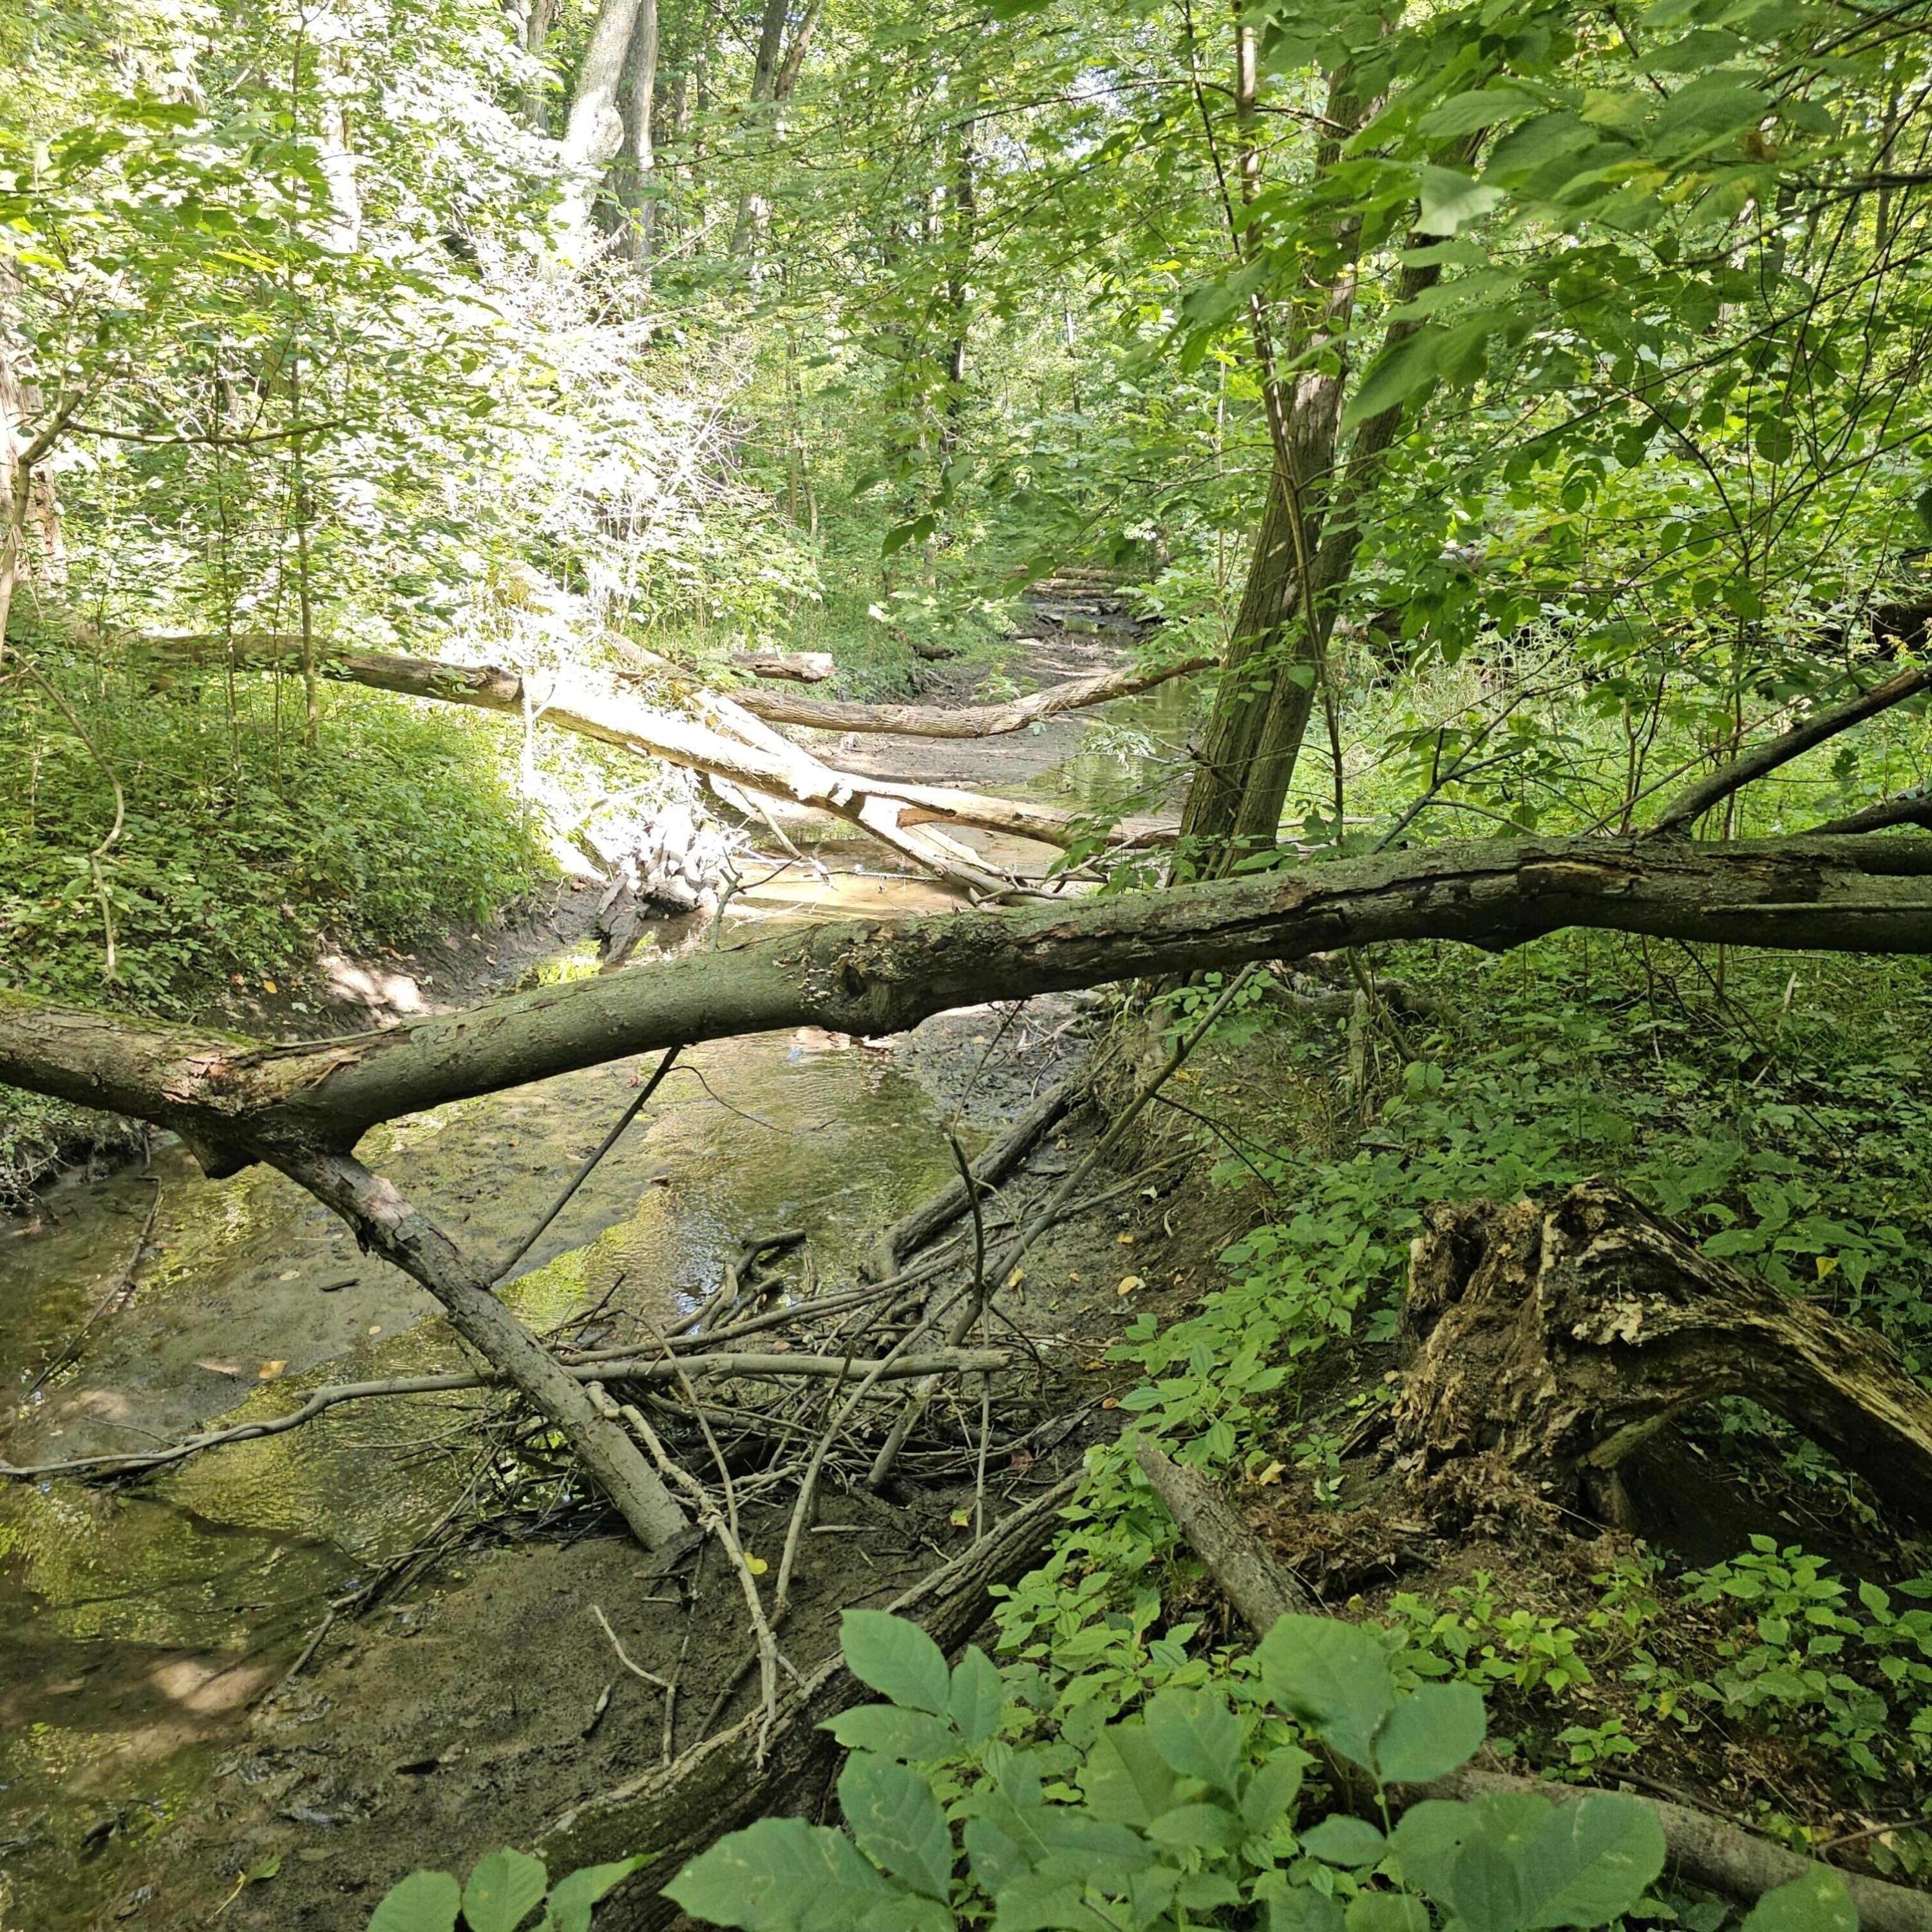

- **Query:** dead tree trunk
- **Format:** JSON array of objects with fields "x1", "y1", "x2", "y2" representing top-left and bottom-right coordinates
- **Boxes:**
[{"x1": 1394, "y1": 1183, "x2": 1932, "y2": 1527}]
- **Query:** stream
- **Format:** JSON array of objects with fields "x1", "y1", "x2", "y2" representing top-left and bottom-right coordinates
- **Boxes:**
[{"x1": 0, "y1": 663, "x2": 1193, "y2": 1929}]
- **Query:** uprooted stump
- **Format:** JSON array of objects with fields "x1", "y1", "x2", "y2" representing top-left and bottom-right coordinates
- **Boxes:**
[{"x1": 1392, "y1": 1182, "x2": 1932, "y2": 1528}]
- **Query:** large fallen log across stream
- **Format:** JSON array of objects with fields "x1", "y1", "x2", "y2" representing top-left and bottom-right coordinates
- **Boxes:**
[{"x1": 4, "y1": 831, "x2": 1928, "y2": 1543}]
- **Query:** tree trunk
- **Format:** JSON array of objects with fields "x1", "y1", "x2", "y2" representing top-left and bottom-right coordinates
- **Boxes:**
[
  {"x1": 558, "y1": 0, "x2": 647, "y2": 240},
  {"x1": 1395, "y1": 1184, "x2": 1932, "y2": 1527},
  {"x1": 612, "y1": 0, "x2": 660, "y2": 265},
  {"x1": 281, "y1": 1150, "x2": 690, "y2": 1549}
]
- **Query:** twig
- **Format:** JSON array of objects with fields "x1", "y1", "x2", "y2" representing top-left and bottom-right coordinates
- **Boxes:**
[
  {"x1": 0, "y1": 1351, "x2": 1005, "y2": 1483},
  {"x1": 24, "y1": 1178, "x2": 161, "y2": 1399},
  {"x1": 663, "y1": 1546, "x2": 705, "y2": 1765},
  {"x1": 494, "y1": 1046, "x2": 683, "y2": 1282},
  {"x1": 592, "y1": 1603, "x2": 670, "y2": 1689},
  {"x1": 869, "y1": 966, "x2": 1256, "y2": 1491}
]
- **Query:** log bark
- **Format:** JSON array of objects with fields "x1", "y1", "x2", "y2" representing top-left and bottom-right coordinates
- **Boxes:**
[
  {"x1": 538, "y1": 1474, "x2": 1079, "y2": 1931},
  {"x1": 735, "y1": 654, "x2": 1215, "y2": 739},
  {"x1": 1394, "y1": 1183, "x2": 1932, "y2": 1526},
  {"x1": 280, "y1": 1150, "x2": 692, "y2": 1550},
  {"x1": 732, "y1": 649, "x2": 835, "y2": 683},
  {"x1": 3, "y1": 834, "x2": 1929, "y2": 1171}
]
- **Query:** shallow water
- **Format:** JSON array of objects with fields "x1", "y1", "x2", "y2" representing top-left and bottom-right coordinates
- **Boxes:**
[
  {"x1": 0, "y1": 1005, "x2": 978, "y2": 1926},
  {"x1": 0, "y1": 668, "x2": 1200, "y2": 1928}
]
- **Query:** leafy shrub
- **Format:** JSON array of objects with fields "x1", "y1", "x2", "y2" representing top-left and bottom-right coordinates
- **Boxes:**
[
  {"x1": 661, "y1": 1607, "x2": 1853, "y2": 1930},
  {"x1": 363, "y1": 1848, "x2": 641, "y2": 1932}
]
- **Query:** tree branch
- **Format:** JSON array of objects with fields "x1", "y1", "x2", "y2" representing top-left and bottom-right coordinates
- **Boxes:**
[{"x1": 1651, "y1": 664, "x2": 1931, "y2": 835}]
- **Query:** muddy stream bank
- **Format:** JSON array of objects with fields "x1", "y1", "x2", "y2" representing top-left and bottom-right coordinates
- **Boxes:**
[{"x1": 0, "y1": 661, "x2": 1200, "y2": 1930}]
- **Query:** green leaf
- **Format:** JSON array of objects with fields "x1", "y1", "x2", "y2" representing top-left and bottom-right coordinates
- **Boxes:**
[
  {"x1": 368, "y1": 1871, "x2": 462, "y2": 1932},
  {"x1": 1345, "y1": 1897, "x2": 1429, "y2": 1932},
  {"x1": 1373, "y1": 1682, "x2": 1487, "y2": 1783},
  {"x1": 1417, "y1": 86, "x2": 1546, "y2": 137},
  {"x1": 840, "y1": 1611, "x2": 951, "y2": 1715},
  {"x1": 1341, "y1": 328, "x2": 1443, "y2": 431},
  {"x1": 822, "y1": 1704, "x2": 959, "y2": 1761},
  {"x1": 1301, "y1": 1815, "x2": 1389, "y2": 1868},
  {"x1": 1257, "y1": 1616, "x2": 1397, "y2": 1769},
  {"x1": 1419, "y1": 166, "x2": 1506, "y2": 236},
  {"x1": 1269, "y1": 1886, "x2": 1346, "y2": 1932},
  {"x1": 965, "y1": 1815, "x2": 1033, "y2": 1896},
  {"x1": 1081, "y1": 1721, "x2": 1179, "y2": 1828},
  {"x1": 462, "y1": 1852, "x2": 549, "y2": 1932},
  {"x1": 1437, "y1": 1793, "x2": 1666, "y2": 1930},
  {"x1": 664, "y1": 1817, "x2": 889, "y2": 1930},
  {"x1": 1142, "y1": 1687, "x2": 1245, "y2": 1794},
  {"x1": 838, "y1": 1753, "x2": 954, "y2": 1901},
  {"x1": 1242, "y1": 1748, "x2": 1311, "y2": 1836},
  {"x1": 544, "y1": 1859, "x2": 646, "y2": 1932},
  {"x1": 1741, "y1": 1866, "x2": 1857, "y2": 1931},
  {"x1": 991, "y1": 1871, "x2": 1106, "y2": 1931},
  {"x1": 949, "y1": 1647, "x2": 1005, "y2": 1748},
  {"x1": 1144, "y1": 1801, "x2": 1244, "y2": 1852}
]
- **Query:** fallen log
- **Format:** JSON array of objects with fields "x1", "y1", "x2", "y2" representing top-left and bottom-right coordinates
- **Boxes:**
[
  {"x1": 1395, "y1": 1183, "x2": 1932, "y2": 1526},
  {"x1": 1135, "y1": 1440, "x2": 1932, "y2": 1931},
  {"x1": 115, "y1": 634, "x2": 1095, "y2": 897},
  {"x1": 731, "y1": 649, "x2": 834, "y2": 683},
  {"x1": 733, "y1": 654, "x2": 1215, "y2": 739},
  {"x1": 3, "y1": 833, "x2": 1929, "y2": 1171},
  {"x1": 538, "y1": 1474, "x2": 1081, "y2": 1931}
]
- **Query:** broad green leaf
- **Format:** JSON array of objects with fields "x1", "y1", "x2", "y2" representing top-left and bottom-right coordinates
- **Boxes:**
[
  {"x1": 368, "y1": 1871, "x2": 462, "y2": 1932},
  {"x1": 1081, "y1": 1721, "x2": 1179, "y2": 1828},
  {"x1": 1448, "y1": 1828, "x2": 1528, "y2": 1932},
  {"x1": 1419, "y1": 166, "x2": 1506, "y2": 236},
  {"x1": 822, "y1": 1704, "x2": 958, "y2": 1761},
  {"x1": 1340, "y1": 328, "x2": 1443, "y2": 431},
  {"x1": 1372, "y1": 1682, "x2": 1487, "y2": 1783},
  {"x1": 949, "y1": 1647, "x2": 1005, "y2": 1748},
  {"x1": 1242, "y1": 1748, "x2": 1311, "y2": 1836},
  {"x1": 1388, "y1": 1797, "x2": 1473, "y2": 1898},
  {"x1": 1300, "y1": 1815, "x2": 1389, "y2": 1868},
  {"x1": 1741, "y1": 1866, "x2": 1857, "y2": 1930},
  {"x1": 1417, "y1": 85, "x2": 1546, "y2": 137},
  {"x1": 544, "y1": 1859, "x2": 645, "y2": 1932},
  {"x1": 1269, "y1": 1886, "x2": 1346, "y2": 1932},
  {"x1": 663, "y1": 1817, "x2": 889, "y2": 1930},
  {"x1": 1256, "y1": 1616, "x2": 1396, "y2": 1769},
  {"x1": 838, "y1": 1752, "x2": 954, "y2": 1901},
  {"x1": 840, "y1": 1611, "x2": 951, "y2": 1716},
  {"x1": 462, "y1": 1851, "x2": 549, "y2": 1932},
  {"x1": 1345, "y1": 1897, "x2": 1429, "y2": 1932},
  {"x1": 859, "y1": 1899, "x2": 953, "y2": 1932},
  {"x1": 1520, "y1": 1794, "x2": 1665, "y2": 1926},
  {"x1": 965, "y1": 1815, "x2": 1032, "y2": 1897},
  {"x1": 991, "y1": 1871, "x2": 1108, "y2": 1931},
  {"x1": 1143, "y1": 1687, "x2": 1245, "y2": 1794},
  {"x1": 1144, "y1": 1801, "x2": 1243, "y2": 1851}
]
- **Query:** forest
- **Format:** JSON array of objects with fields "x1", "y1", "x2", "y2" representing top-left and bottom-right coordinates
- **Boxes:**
[{"x1": 3, "y1": 0, "x2": 1932, "y2": 1926}]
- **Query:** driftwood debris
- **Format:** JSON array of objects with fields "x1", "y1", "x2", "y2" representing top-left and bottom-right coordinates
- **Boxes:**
[
  {"x1": 1394, "y1": 1183, "x2": 1932, "y2": 1526},
  {"x1": 734, "y1": 653, "x2": 1214, "y2": 739}
]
